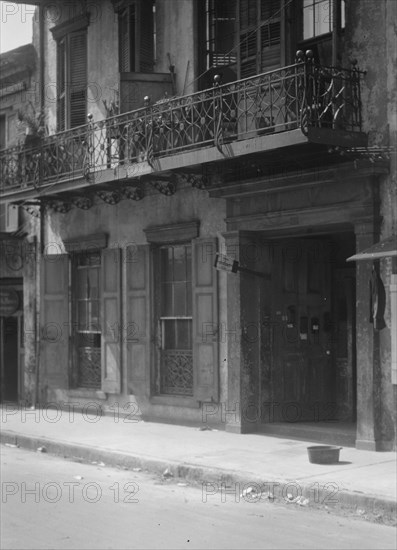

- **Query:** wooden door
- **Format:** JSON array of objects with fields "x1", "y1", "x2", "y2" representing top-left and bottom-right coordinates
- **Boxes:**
[{"x1": 270, "y1": 239, "x2": 335, "y2": 422}]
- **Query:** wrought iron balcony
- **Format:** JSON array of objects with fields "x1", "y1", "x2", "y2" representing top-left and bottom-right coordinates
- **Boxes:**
[{"x1": 0, "y1": 55, "x2": 366, "y2": 200}]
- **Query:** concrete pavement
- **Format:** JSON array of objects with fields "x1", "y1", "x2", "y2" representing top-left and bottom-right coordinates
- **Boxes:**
[{"x1": 1, "y1": 404, "x2": 396, "y2": 524}]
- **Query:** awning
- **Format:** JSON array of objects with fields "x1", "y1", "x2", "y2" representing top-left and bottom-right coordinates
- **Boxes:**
[{"x1": 347, "y1": 235, "x2": 397, "y2": 261}]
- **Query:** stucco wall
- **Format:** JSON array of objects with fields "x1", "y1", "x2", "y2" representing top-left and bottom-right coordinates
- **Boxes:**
[
  {"x1": 344, "y1": 0, "x2": 396, "y2": 448},
  {"x1": 43, "y1": 183, "x2": 227, "y2": 423},
  {"x1": 155, "y1": 0, "x2": 196, "y2": 96}
]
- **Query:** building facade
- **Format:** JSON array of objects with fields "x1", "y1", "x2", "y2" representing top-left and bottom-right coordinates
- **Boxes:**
[
  {"x1": 0, "y1": 0, "x2": 396, "y2": 451},
  {"x1": 0, "y1": 42, "x2": 40, "y2": 405}
]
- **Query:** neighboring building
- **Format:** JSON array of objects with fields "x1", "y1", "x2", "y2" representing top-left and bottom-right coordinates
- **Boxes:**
[
  {"x1": 0, "y1": 0, "x2": 395, "y2": 451},
  {"x1": 0, "y1": 43, "x2": 40, "y2": 406}
]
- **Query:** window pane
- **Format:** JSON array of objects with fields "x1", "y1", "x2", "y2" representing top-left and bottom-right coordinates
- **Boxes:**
[
  {"x1": 78, "y1": 301, "x2": 87, "y2": 330},
  {"x1": 341, "y1": 0, "x2": 346, "y2": 28},
  {"x1": 173, "y1": 245, "x2": 187, "y2": 281},
  {"x1": 163, "y1": 320, "x2": 176, "y2": 349},
  {"x1": 303, "y1": 2, "x2": 314, "y2": 39},
  {"x1": 161, "y1": 248, "x2": 173, "y2": 283},
  {"x1": 173, "y1": 282, "x2": 187, "y2": 316},
  {"x1": 186, "y1": 246, "x2": 192, "y2": 281},
  {"x1": 88, "y1": 300, "x2": 100, "y2": 329},
  {"x1": 88, "y1": 268, "x2": 99, "y2": 298},
  {"x1": 176, "y1": 319, "x2": 192, "y2": 350},
  {"x1": 315, "y1": 0, "x2": 331, "y2": 36},
  {"x1": 161, "y1": 282, "x2": 173, "y2": 316},
  {"x1": 186, "y1": 283, "x2": 192, "y2": 316},
  {"x1": 77, "y1": 269, "x2": 87, "y2": 298}
]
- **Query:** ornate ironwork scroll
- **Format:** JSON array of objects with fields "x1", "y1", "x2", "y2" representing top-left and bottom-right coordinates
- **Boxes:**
[
  {"x1": 160, "y1": 350, "x2": 193, "y2": 396},
  {"x1": 77, "y1": 347, "x2": 101, "y2": 389}
]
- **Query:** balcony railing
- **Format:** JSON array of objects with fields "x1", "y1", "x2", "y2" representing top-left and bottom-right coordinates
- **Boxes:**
[{"x1": 0, "y1": 57, "x2": 364, "y2": 194}]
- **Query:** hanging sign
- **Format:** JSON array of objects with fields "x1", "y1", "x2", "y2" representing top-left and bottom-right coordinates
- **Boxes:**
[
  {"x1": 214, "y1": 253, "x2": 239, "y2": 273},
  {"x1": 0, "y1": 288, "x2": 20, "y2": 316},
  {"x1": 214, "y1": 253, "x2": 271, "y2": 280}
]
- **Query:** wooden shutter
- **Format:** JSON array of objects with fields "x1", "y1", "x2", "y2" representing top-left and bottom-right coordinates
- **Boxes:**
[
  {"x1": 101, "y1": 248, "x2": 121, "y2": 393},
  {"x1": 40, "y1": 254, "x2": 69, "y2": 388},
  {"x1": 69, "y1": 32, "x2": 87, "y2": 128},
  {"x1": 239, "y1": 0, "x2": 282, "y2": 78},
  {"x1": 119, "y1": 5, "x2": 135, "y2": 72},
  {"x1": 259, "y1": 0, "x2": 282, "y2": 72},
  {"x1": 139, "y1": 0, "x2": 154, "y2": 72},
  {"x1": 192, "y1": 237, "x2": 219, "y2": 402},
  {"x1": 126, "y1": 244, "x2": 150, "y2": 394}
]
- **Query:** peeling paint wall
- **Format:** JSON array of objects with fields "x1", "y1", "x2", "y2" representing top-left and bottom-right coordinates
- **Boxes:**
[{"x1": 344, "y1": 0, "x2": 397, "y2": 448}]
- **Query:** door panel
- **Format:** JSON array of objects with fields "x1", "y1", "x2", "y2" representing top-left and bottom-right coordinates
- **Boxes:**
[{"x1": 270, "y1": 239, "x2": 335, "y2": 422}]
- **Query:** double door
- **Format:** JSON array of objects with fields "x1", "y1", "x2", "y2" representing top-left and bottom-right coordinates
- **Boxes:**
[{"x1": 264, "y1": 239, "x2": 335, "y2": 422}]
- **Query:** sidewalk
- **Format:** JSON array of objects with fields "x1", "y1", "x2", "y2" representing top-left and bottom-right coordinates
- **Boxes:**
[{"x1": 1, "y1": 404, "x2": 396, "y2": 524}]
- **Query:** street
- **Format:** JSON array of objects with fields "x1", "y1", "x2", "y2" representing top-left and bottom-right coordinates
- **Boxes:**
[{"x1": 1, "y1": 446, "x2": 396, "y2": 550}]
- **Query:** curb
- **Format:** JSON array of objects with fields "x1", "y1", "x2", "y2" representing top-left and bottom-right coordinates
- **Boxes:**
[{"x1": 1, "y1": 430, "x2": 396, "y2": 525}]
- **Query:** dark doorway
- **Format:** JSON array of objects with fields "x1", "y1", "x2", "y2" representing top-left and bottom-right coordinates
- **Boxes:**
[
  {"x1": 1, "y1": 316, "x2": 19, "y2": 402},
  {"x1": 260, "y1": 233, "x2": 356, "y2": 426}
]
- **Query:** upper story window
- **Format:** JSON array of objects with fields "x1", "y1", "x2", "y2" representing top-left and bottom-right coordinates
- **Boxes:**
[
  {"x1": 198, "y1": 0, "x2": 283, "y2": 87},
  {"x1": 119, "y1": 0, "x2": 155, "y2": 73},
  {"x1": 52, "y1": 15, "x2": 89, "y2": 131},
  {"x1": 204, "y1": 0, "x2": 237, "y2": 71},
  {"x1": 303, "y1": 0, "x2": 345, "y2": 40}
]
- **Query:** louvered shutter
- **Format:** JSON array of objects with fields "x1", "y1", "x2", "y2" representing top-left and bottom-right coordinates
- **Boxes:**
[
  {"x1": 239, "y1": 0, "x2": 282, "y2": 78},
  {"x1": 126, "y1": 244, "x2": 150, "y2": 394},
  {"x1": 192, "y1": 238, "x2": 219, "y2": 402},
  {"x1": 69, "y1": 32, "x2": 87, "y2": 128},
  {"x1": 139, "y1": 0, "x2": 154, "y2": 73},
  {"x1": 119, "y1": 8, "x2": 130, "y2": 71},
  {"x1": 57, "y1": 39, "x2": 66, "y2": 131},
  {"x1": 239, "y1": 0, "x2": 258, "y2": 78},
  {"x1": 101, "y1": 248, "x2": 121, "y2": 394},
  {"x1": 40, "y1": 254, "x2": 69, "y2": 389},
  {"x1": 259, "y1": 0, "x2": 281, "y2": 72}
]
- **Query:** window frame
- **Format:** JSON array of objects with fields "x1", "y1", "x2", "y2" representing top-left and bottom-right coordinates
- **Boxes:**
[
  {"x1": 118, "y1": 0, "x2": 156, "y2": 73},
  {"x1": 71, "y1": 250, "x2": 102, "y2": 390},
  {"x1": 51, "y1": 15, "x2": 89, "y2": 131},
  {"x1": 156, "y1": 243, "x2": 194, "y2": 397},
  {"x1": 300, "y1": 0, "x2": 346, "y2": 42}
]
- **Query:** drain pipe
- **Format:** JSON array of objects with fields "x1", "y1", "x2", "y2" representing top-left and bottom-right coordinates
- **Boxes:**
[
  {"x1": 34, "y1": 5, "x2": 45, "y2": 408},
  {"x1": 34, "y1": 202, "x2": 44, "y2": 408}
]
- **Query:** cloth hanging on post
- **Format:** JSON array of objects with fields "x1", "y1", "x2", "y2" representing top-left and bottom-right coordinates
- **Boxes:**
[{"x1": 369, "y1": 266, "x2": 386, "y2": 330}]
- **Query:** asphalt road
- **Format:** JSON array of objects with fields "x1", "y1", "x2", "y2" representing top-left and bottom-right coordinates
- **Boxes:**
[{"x1": 1, "y1": 445, "x2": 396, "y2": 550}]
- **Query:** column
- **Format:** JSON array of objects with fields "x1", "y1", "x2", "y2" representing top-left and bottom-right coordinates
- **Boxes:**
[
  {"x1": 222, "y1": 231, "x2": 262, "y2": 433},
  {"x1": 354, "y1": 221, "x2": 382, "y2": 450}
]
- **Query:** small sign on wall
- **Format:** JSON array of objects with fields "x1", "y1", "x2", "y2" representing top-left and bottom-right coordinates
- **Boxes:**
[
  {"x1": 0, "y1": 288, "x2": 20, "y2": 316},
  {"x1": 214, "y1": 253, "x2": 239, "y2": 273}
]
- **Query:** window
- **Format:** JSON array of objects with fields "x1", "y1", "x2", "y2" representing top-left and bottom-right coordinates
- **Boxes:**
[
  {"x1": 239, "y1": 0, "x2": 282, "y2": 78},
  {"x1": 303, "y1": 0, "x2": 345, "y2": 40},
  {"x1": 158, "y1": 244, "x2": 193, "y2": 396},
  {"x1": 203, "y1": 0, "x2": 237, "y2": 71},
  {"x1": 72, "y1": 251, "x2": 101, "y2": 389},
  {"x1": 119, "y1": 0, "x2": 155, "y2": 73},
  {"x1": 51, "y1": 15, "x2": 89, "y2": 130},
  {"x1": 57, "y1": 31, "x2": 87, "y2": 130}
]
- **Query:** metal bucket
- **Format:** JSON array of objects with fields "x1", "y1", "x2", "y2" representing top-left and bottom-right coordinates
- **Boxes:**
[{"x1": 307, "y1": 445, "x2": 342, "y2": 464}]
